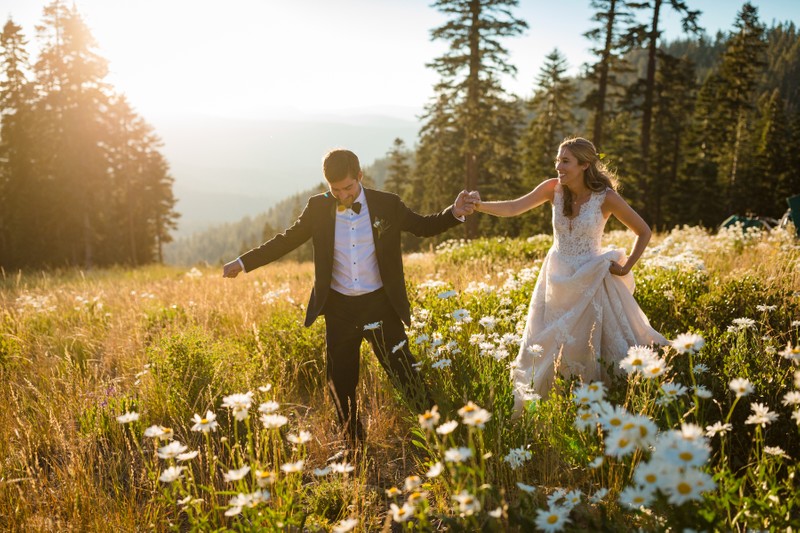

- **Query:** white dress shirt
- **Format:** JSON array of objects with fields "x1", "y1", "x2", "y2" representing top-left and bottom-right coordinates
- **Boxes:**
[{"x1": 330, "y1": 187, "x2": 383, "y2": 295}]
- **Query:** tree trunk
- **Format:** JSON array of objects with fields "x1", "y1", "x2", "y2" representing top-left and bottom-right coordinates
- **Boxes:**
[
  {"x1": 641, "y1": 0, "x2": 661, "y2": 176},
  {"x1": 594, "y1": 0, "x2": 617, "y2": 149}
]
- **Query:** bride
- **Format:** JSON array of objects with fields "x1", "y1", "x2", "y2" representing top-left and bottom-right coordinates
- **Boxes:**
[{"x1": 472, "y1": 137, "x2": 667, "y2": 413}]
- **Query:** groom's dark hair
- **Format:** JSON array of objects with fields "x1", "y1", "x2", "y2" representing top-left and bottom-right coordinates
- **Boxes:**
[{"x1": 323, "y1": 149, "x2": 361, "y2": 183}]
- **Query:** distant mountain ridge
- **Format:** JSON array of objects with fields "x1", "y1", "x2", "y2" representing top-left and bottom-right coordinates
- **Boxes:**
[{"x1": 154, "y1": 112, "x2": 420, "y2": 238}]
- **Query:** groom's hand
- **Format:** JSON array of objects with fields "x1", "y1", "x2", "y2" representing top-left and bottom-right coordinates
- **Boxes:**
[
  {"x1": 223, "y1": 259, "x2": 243, "y2": 278},
  {"x1": 453, "y1": 190, "x2": 477, "y2": 218}
]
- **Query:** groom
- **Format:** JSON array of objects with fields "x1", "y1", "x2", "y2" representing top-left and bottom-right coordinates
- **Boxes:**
[{"x1": 223, "y1": 149, "x2": 476, "y2": 447}]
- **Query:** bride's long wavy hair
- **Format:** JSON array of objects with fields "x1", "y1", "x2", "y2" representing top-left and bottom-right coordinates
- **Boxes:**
[{"x1": 559, "y1": 137, "x2": 619, "y2": 217}]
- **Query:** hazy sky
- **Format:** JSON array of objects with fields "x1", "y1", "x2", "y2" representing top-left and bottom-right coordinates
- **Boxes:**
[{"x1": 3, "y1": 0, "x2": 800, "y2": 121}]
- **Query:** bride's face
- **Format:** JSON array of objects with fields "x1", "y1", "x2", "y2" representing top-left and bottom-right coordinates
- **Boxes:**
[{"x1": 555, "y1": 147, "x2": 589, "y2": 188}]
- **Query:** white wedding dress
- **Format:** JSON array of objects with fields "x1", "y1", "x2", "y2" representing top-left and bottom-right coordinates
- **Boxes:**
[{"x1": 511, "y1": 183, "x2": 667, "y2": 412}]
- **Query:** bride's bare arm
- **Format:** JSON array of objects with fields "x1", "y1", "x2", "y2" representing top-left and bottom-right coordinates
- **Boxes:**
[
  {"x1": 604, "y1": 190, "x2": 652, "y2": 275},
  {"x1": 474, "y1": 178, "x2": 556, "y2": 217}
]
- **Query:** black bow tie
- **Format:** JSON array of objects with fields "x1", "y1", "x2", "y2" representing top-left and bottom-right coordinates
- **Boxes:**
[{"x1": 338, "y1": 201, "x2": 361, "y2": 214}]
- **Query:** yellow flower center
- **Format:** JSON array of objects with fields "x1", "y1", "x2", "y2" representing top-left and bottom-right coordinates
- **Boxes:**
[
  {"x1": 200, "y1": 419, "x2": 208, "y2": 424},
  {"x1": 610, "y1": 418, "x2": 621, "y2": 426},
  {"x1": 619, "y1": 438, "x2": 629, "y2": 447},
  {"x1": 632, "y1": 358, "x2": 642, "y2": 366},
  {"x1": 679, "y1": 452, "x2": 694, "y2": 462},
  {"x1": 645, "y1": 474, "x2": 656, "y2": 483},
  {"x1": 548, "y1": 515, "x2": 559, "y2": 524},
  {"x1": 677, "y1": 482, "x2": 692, "y2": 495}
]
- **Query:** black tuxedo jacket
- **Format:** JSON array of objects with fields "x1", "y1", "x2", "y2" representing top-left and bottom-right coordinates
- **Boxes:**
[{"x1": 239, "y1": 188, "x2": 462, "y2": 327}]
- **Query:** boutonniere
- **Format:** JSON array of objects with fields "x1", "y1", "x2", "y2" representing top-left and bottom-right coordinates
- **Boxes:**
[{"x1": 372, "y1": 218, "x2": 391, "y2": 239}]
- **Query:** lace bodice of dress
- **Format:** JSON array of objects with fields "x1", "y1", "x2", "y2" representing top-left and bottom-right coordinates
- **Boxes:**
[{"x1": 552, "y1": 183, "x2": 608, "y2": 257}]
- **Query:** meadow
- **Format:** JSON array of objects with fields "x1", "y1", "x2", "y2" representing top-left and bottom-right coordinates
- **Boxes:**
[{"x1": 1, "y1": 224, "x2": 798, "y2": 532}]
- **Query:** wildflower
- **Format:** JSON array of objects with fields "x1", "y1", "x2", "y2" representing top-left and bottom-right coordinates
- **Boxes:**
[
  {"x1": 589, "y1": 456, "x2": 604, "y2": 469},
  {"x1": 663, "y1": 438, "x2": 710, "y2": 468},
  {"x1": 191, "y1": 411, "x2": 219, "y2": 433},
  {"x1": 526, "y1": 344, "x2": 544, "y2": 356},
  {"x1": 385, "y1": 486, "x2": 401, "y2": 498},
  {"x1": 414, "y1": 491, "x2": 434, "y2": 508},
  {"x1": 436, "y1": 420, "x2": 458, "y2": 435},
  {"x1": 489, "y1": 507, "x2": 504, "y2": 518},
  {"x1": 705, "y1": 421, "x2": 732, "y2": 437},
  {"x1": 605, "y1": 428, "x2": 638, "y2": 457},
  {"x1": 563, "y1": 489, "x2": 582, "y2": 509},
  {"x1": 444, "y1": 446, "x2": 473, "y2": 463},
  {"x1": 258, "y1": 400, "x2": 280, "y2": 414},
  {"x1": 573, "y1": 409, "x2": 597, "y2": 432},
  {"x1": 452, "y1": 309, "x2": 471, "y2": 323},
  {"x1": 260, "y1": 413, "x2": 289, "y2": 429},
  {"x1": 144, "y1": 425, "x2": 174, "y2": 441},
  {"x1": 728, "y1": 378, "x2": 753, "y2": 398},
  {"x1": 478, "y1": 316, "x2": 497, "y2": 330},
  {"x1": 764, "y1": 446, "x2": 789, "y2": 459},
  {"x1": 116, "y1": 412, "x2": 139, "y2": 424},
  {"x1": 793, "y1": 410, "x2": 800, "y2": 425},
  {"x1": 425, "y1": 462, "x2": 443, "y2": 478},
  {"x1": 158, "y1": 440, "x2": 189, "y2": 459},
  {"x1": 590, "y1": 488, "x2": 608, "y2": 503},
  {"x1": 363, "y1": 321, "x2": 381, "y2": 331},
  {"x1": 287, "y1": 430, "x2": 312, "y2": 444},
  {"x1": 458, "y1": 401, "x2": 492, "y2": 428},
  {"x1": 223, "y1": 465, "x2": 251, "y2": 482},
  {"x1": 547, "y1": 489, "x2": 567, "y2": 506},
  {"x1": 642, "y1": 358, "x2": 669, "y2": 378},
  {"x1": 779, "y1": 342, "x2": 800, "y2": 361},
  {"x1": 620, "y1": 346, "x2": 657, "y2": 373},
  {"x1": 693, "y1": 385, "x2": 713, "y2": 399},
  {"x1": 671, "y1": 333, "x2": 705, "y2": 354},
  {"x1": 619, "y1": 485, "x2": 654, "y2": 509},
  {"x1": 437, "y1": 290, "x2": 457, "y2": 299},
  {"x1": 633, "y1": 460, "x2": 667, "y2": 490},
  {"x1": 419, "y1": 406, "x2": 441, "y2": 431},
  {"x1": 390, "y1": 502, "x2": 414, "y2": 522},
  {"x1": 221, "y1": 392, "x2": 254, "y2": 421},
  {"x1": 329, "y1": 461, "x2": 355, "y2": 474},
  {"x1": 677, "y1": 423, "x2": 704, "y2": 441},
  {"x1": 333, "y1": 518, "x2": 359, "y2": 533},
  {"x1": 159, "y1": 466, "x2": 185, "y2": 483},
  {"x1": 177, "y1": 450, "x2": 199, "y2": 462},
  {"x1": 431, "y1": 358, "x2": 451, "y2": 369},
  {"x1": 661, "y1": 382, "x2": 688, "y2": 398},
  {"x1": 224, "y1": 493, "x2": 248, "y2": 516},
  {"x1": 596, "y1": 403, "x2": 629, "y2": 430},
  {"x1": 504, "y1": 446, "x2": 532, "y2": 469},
  {"x1": 392, "y1": 340, "x2": 407, "y2": 353},
  {"x1": 280, "y1": 460, "x2": 304, "y2": 473},
  {"x1": 254, "y1": 470, "x2": 276, "y2": 487},
  {"x1": 258, "y1": 384, "x2": 272, "y2": 392},
  {"x1": 516, "y1": 482, "x2": 537, "y2": 494},
  {"x1": 745, "y1": 402, "x2": 779, "y2": 427},
  {"x1": 453, "y1": 490, "x2": 481, "y2": 516},
  {"x1": 573, "y1": 382, "x2": 604, "y2": 406},
  {"x1": 415, "y1": 334, "x2": 429, "y2": 345},
  {"x1": 534, "y1": 505, "x2": 571, "y2": 532},
  {"x1": 662, "y1": 469, "x2": 715, "y2": 505},
  {"x1": 313, "y1": 466, "x2": 331, "y2": 476},
  {"x1": 693, "y1": 363, "x2": 709, "y2": 374}
]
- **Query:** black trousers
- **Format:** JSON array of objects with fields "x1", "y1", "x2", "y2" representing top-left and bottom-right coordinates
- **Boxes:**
[{"x1": 322, "y1": 288, "x2": 430, "y2": 445}]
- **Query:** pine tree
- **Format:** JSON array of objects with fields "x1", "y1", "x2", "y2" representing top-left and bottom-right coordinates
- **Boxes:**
[
  {"x1": 714, "y1": 2, "x2": 766, "y2": 213},
  {"x1": 649, "y1": 53, "x2": 696, "y2": 228},
  {"x1": 33, "y1": 1, "x2": 112, "y2": 267},
  {"x1": 423, "y1": 0, "x2": 527, "y2": 238},
  {"x1": 633, "y1": 0, "x2": 700, "y2": 177},
  {"x1": 582, "y1": 0, "x2": 641, "y2": 149},
  {"x1": 0, "y1": 18, "x2": 35, "y2": 269},
  {"x1": 384, "y1": 137, "x2": 412, "y2": 196}
]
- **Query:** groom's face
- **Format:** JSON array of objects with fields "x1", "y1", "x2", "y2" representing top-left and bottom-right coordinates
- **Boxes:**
[{"x1": 328, "y1": 173, "x2": 362, "y2": 207}]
